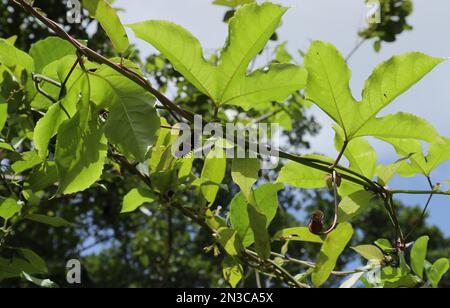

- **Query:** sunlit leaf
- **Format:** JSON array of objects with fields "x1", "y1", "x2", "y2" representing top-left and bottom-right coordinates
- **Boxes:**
[
  {"x1": 276, "y1": 161, "x2": 327, "y2": 189},
  {"x1": 427, "y1": 258, "x2": 449, "y2": 288},
  {"x1": 230, "y1": 183, "x2": 282, "y2": 247},
  {"x1": 231, "y1": 158, "x2": 260, "y2": 199},
  {"x1": 305, "y1": 41, "x2": 443, "y2": 142},
  {"x1": 29, "y1": 36, "x2": 76, "y2": 72},
  {"x1": 222, "y1": 255, "x2": 244, "y2": 288},
  {"x1": 200, "y1": 147, "x2": 226, "y2": 204},
  {"x1": 338, "y1": 190, "x2": 376, "y2": 222},
  {"x1": 84, "y1": 0, "x2": 130, "y2": 54},
  {"x1": 352, "y1": 245, "x2": 384, "y2": 262},
  {"x1": 0, "y1": 198, "x2": 22, "y2": 222},
  {"x1": 55, "y1": 76, "x2": 107, "y2": 195},
  {"x1": 312, "y1": 223, "x2": 354, "y2": 287},
  {"x1": 129, "y1": 3, "x2": 307, "y2": 110},
  {"x1": 411, "y1": 236, "x2": 429, "y2": 279},
  {"x1": 92, "y1": 65, "x2": 160, "y2": 162},
  {"x1": 273, "y1": 227, "x2": 324, "y2": 244},
  {"x1": 212, "y1": 0, "x2": 254, "y2": 8},
  {"x1": 121, "y1": 188, "x2": 156, "y2": 214}
]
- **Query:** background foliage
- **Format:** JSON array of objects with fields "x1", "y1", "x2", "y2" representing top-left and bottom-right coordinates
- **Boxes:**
[{"x1": 0, "y1": 0, "x2": 448, "y2": 288}]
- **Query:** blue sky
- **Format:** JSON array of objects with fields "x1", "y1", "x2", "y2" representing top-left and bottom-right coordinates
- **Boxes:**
[{"x1": 115, "y1": 0, "x2": 450, "y2": 236}]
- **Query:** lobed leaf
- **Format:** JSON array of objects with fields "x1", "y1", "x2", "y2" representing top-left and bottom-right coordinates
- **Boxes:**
[
  {"x1": 305, "y1": 41, "x2": 443, "y2": 143},
  {"x1": 129, "y1": 3, "x2": 306, "y2": 110}
]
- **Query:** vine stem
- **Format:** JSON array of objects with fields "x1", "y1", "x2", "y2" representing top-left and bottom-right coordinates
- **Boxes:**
[
  {"x1": 244, "y1": 250, "x2": 310, "y2": 288},
  {"x1": 405, "y1": 176, "x2": 436, "y2": 240},
  {"x1": 345, "y1": 39, "x2": 366, "y2": 62},
  {"x1": 331, "y1": 140, "x2": 349, "y2": 169},
  {"x1": 390, "y1": 190, "x2": 450, "y2": 196},
  {"x1": 270, "y1": 252, "x2": 372, "y2": 277}
]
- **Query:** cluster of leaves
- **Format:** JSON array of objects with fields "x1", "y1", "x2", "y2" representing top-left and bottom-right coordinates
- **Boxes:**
[
  {"x1": 1, "y1": 0, "x2": 449, "y2": 288},
  {"x1": 0, "y1": 0, "x2": 119, "y2": 54},
  {"x1": 360, "y1": 0, "x2": 414, "y2": 52}
]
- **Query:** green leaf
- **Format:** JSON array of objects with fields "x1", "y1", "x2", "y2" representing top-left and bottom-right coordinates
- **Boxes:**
[
  {"x1": 55, "y1": 75, "x2": 107, "y2": 194},
  {"x1": 33, "y1": 56, "x2": 88, "y2": 158},
  {"x1": 92, "y1": 65, "x2": 160, "y2": 162},
  {"x1": 0, "y1": 142, "x2": 14, "y2": 152},
  {"x1": 0, "y1": 39, "x2": 35, "y2": 99},
  {"x1": 275, "y1": 41, "x2": 293, "y2": 63},
  {"x1": 28, "y1": 162, "x2": 58, "y2": 192},
  {"x1": 83, "y1": 0, "x2": 130, "y2": 54},
  {"x1": 334, "y1": 126, "x2": 377, "y2": 179},
  {"x1": 129, "y1": 3, "x2": 307, "y2": 110},
  {"x1": 178, "y1": 155, "x2": 194, "y2": 179},
  {"x1": 213, "y1": 0, "x2": 254, "y2": 8},
  {"x1": 312, "y1": 223, "x2": 354, "y2": 287},
  {"x1": 0, "y1": 198, "x2": 22, "y2": 222},
  {"x1": 216, "y1": 228, "x2": 244, "y2": 257},
  {"x1": 304, "y1": 41, "x2": 356, "y2": 134},
  {"x1": 361, "y1": 52, "x2": 444, "y2": 122},
  {"x1": 22, "y1": 272, "x2": 58, "y2": 288},
  {"x1": 25, "y1": 214, "x2": 72, "y2": 227},
  {"x1": 352, "y1": 245, "x2": 384, "y2": 262},
  {"x1": 304, "y1": 41, "x2": 443, "y2": 142},
  {"x1": 353, "y1": 112, "x2": 439, "y2": 142},
  {"x1": 200, "y1": 147, "x2": 226, "y2": 204},
  {"x1": 0, "y1": 99, "x2": 6, "y2": 132},
  {"x1": 19, "y1": 249, "x2": 48, "y2": 273},
  {"x1": 427, "y1": 258, "x2": 449, "y2": 288},
  {"x1": 411, "y1": 236, "x2": 429, "y2": 279},
  {"x1": 384, "y1": 137, "x2": 450, "y2": 177},
  {"x1": 0, "y1": 255, "x2": 44, "y2": 281},
  {"x1": 222, "y1": 255, "x2": 244, "y2": 288},
  {"x1": 0, "y1": 39, "x2": 34, "y2": 75},
  {"x1": 231, "y1": 158, "x2": 260, "y2": 199},
  {"x1": 230, "y1": 183, "x2": 282, "y2": 247},
  {"x1": 375, "y1": 239, "x2": 394, "y2": 252},
  {"x1": 273, "y1": 227, "x2": 324, "y2": 244},
  {"x1": 11, "y1": 151, "x2": 42, "y2": 174},
  {"x1": 276, "y1": 161, "x2": 327, "y2": 189},
  {"x1": 380, "y1": 266, "x2": 421, "y2": 288},
  {"x1": 29, "y1": 36, "x2": 76, "y2": 72},
  {"x1": 121, "y1": 188, "x2": 156, "y2": 214},
  {"x1": 247, "y1": 202, "x2": 271, "y2": 259},
  {"x1": 376, "y1": 159, "x2": 408, "y2": 186},
  {"x1": 338, "y1": 190, "x2": 376, "y2": 222},
  {"x1": 5, "y1": 36, "x2": 17, "y2": 45}
]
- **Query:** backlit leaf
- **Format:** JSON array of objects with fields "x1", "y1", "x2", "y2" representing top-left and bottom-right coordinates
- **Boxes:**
[
  {"x1": 84, "y1": 0, "x2": 130, "y2": 54},
  {"x1": 312, "y1": 223, "x2": 354, "y2": 287},
  {"x1": 411, "y1": 235, "x2": 429, "y2": 279},
  {"x1": 121, "y1": 188, "x2": 156, "y2": 214},
  {"x1": 129, "y1": 3, "x2": 307, "y2": 110}
]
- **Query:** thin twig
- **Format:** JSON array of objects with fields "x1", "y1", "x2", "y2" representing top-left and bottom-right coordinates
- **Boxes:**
[
  {"x1": 345, "y1": 39, "x2": 366, "y2": 62},
  {"x1": 405, "y1": 176, "x2": 436, "y2": 240},
  {"x1": 271, "y1": 252, "x2": 371, "y2": 277},
  {"x1": 390, "y1": 190, "x2": 450, "y2": 196}
]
